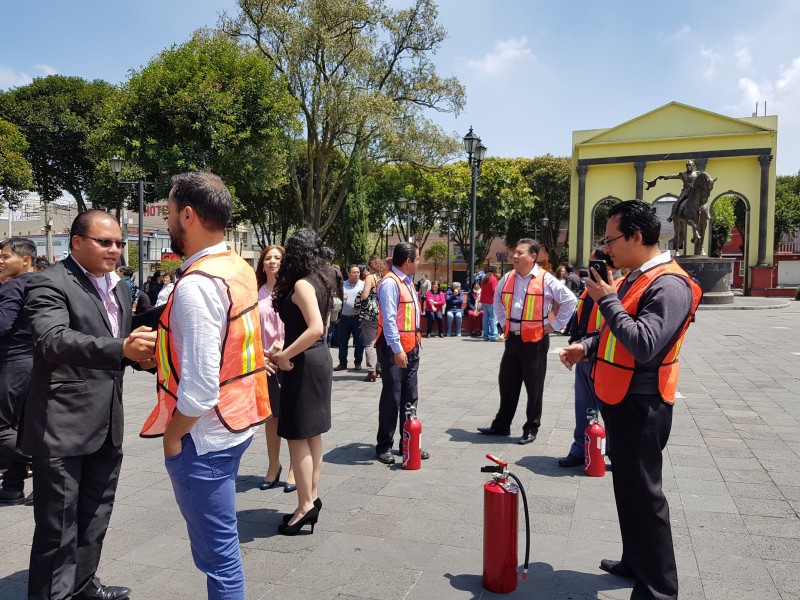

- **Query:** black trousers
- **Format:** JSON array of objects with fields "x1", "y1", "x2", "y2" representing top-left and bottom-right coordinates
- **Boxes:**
[
  {"x1": 602, "y1": 393, "x2": 678, "y2": 600},
  {"x1": 376, "y1": 336, "x2": 419, "y2": 455},
  {"x1": 0, "y1": 356, "x2": 33, "y2": 492},
  {"x1": 491, "y1": 334, "x2": 549, "y2": 434},
  {"x1": 29, "y1": 434, "x2": 123, "y2": 600}
]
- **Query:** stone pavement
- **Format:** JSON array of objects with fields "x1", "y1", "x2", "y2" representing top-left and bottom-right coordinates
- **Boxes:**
[{"x1": 2, "y1": 299, "x2": 800, "y2": 599}]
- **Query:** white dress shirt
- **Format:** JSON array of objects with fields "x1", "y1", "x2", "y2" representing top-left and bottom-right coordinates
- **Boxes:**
[
  {"x1": 171, "y1": 241, "x2": 254, "y2": 455},
  {"x1": 493, "y1": 265, "x2": 578, "y2": 334}
]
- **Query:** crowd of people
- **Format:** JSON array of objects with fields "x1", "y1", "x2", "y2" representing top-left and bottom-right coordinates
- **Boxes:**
[{"x1": 0, "y1": 185, "x2": 700, "y2": 600}]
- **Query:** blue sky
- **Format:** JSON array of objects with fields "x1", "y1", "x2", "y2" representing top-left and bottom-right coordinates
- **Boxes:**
[{"x1": 2, "y1": 0, "x2": 800, "y2": 175}]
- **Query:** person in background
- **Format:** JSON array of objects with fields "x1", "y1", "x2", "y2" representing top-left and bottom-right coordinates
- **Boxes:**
[
  {"x1": 466, "y1": 280, "x2": 483, "y2": 337},
  {"x1": 33, "y1": 258, "x2": 49, "y2": 272},
  {"x1": 359, "y1": 256, "x2": 385, "y2": 382},
  {"x1": 334, "y1": 264, "x2": 365, "y2": 371},
  {"x1": 323, "y1": 247, "x2": 343, "y2": 348},
  {"x1": 147, "y1": 270, "x2": 163, "y2": 304},
  {"x1": 417, "y1": 272, "x2": 431, "y2": 302},
  {"x1": 445, "y1": 281, "x2": 464, "y2": 337},
  {"x1": 271, "y1": 229, "x2": 335, "y2": 535},
  {"x1": 565, "y1": 264, "x2": 584, "y2": 297},
  {"x1": 116, "y1": 266, "x2": 140, "y2": 315},
  {"x1": 0, "y1": 237, "x2": 37, "y2": 506},
  {"x1": 256, "y1": 244, "x2": 296, "y2": 493},
  {"x1": 480, "y1": 265, "x2": 499, "y2": 341},
  {"x1": 554, "y1": 265, "x2": 567, "y2": 282},
  {"x1": 155, "y1": 273, "x2": 175, "y2": 307},
  {"x1": 424, "y1": 281, "x2": 445, "y2": 338}
]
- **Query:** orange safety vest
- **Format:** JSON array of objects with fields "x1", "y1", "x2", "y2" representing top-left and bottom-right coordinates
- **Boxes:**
[
  {"x1": 591, "y1": 261, "x2": 702, "y2": 406},
  {"x1": 140, "y1": 250, "x2": 271, "y2": 437},
  {"x1": 575, "y1": 276, "x2": 624, "y2": 335},
  {"x1": 376, "y1": 270, "x2": 421, "y2": 353},
  {"x1": 500, "y1": 269, "x2": 547, "y2": 342}
]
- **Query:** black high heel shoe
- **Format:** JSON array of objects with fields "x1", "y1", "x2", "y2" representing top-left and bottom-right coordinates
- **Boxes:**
[
  {"x1": 278, "y1": 506, "x2": 319, "y2": 535},
  {"x1": 282, "y1": 498, "x2": 322, "y2": 523},
  {"x1": 259, "y1": 465, "x2": 282, "y2": 490}
]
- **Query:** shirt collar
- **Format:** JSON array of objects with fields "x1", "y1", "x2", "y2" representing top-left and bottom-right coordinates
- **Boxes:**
[
  {"x1": 70, "y1": 254, "x2": 120, "y2": 289},
  {"x1": 177, "y1": 241, "x2": 229, "y2": 275},
  {"x1": 628, "y1": 250, "x2": 672, "y2": 282},
  {"x1": 514, "y1": 264, "x2": 538, "y2": 279},
  {"x1": 391, "y1": 265, "x2": 413, "y2": 286}
]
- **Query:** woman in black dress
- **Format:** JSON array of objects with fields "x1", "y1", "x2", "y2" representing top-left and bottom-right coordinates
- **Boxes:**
[{"x1": 271, "y1": 229, "x2": 334, "y2": 535}]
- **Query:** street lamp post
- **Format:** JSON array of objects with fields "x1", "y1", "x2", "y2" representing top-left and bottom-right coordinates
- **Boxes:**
[
  {"x1": 109, "y1": 156, "x2": 153, "y2": 288},
  {"x1": 396, "y1": 196, "x2": 417, "y2": 243},
  {"x1": 463, "y1": 127, "x2": 486, "y2": 284}
]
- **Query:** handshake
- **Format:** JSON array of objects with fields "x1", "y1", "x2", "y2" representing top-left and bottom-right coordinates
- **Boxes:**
[{"x1": 122, "y1": 326, "x2": 158, "y2": 368}]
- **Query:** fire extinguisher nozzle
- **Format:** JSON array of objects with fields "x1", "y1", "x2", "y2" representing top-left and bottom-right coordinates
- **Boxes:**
[{"x1": 522, "y1": 570, "x2": 528, "y2": 582}]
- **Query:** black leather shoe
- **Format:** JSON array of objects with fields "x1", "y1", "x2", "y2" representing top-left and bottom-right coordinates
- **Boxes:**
[
  {"x1": 599, "y1": 559, "x2": 634, "y2": 578},
  {"x1": 477, "y1": 426, "x2": 511, "y2": 436},
  {"x1": 558, "y1": 454, "x2": 584, "y2": 468},
  {"x1": 88, "y1": 585, "x2": 132, "y2": 600},
  {"x1": 0, "y1": 488, "x2": 26, "y2": 505},
  {"x1": 518, "y1": 432, "x2": 537, "y2": 445},
  {"x1": 420, "y1": 450, "x2": 430, "y2": 460},
  {"x1": 376, "y1": 451, "x2": 396, "y2": 465}
]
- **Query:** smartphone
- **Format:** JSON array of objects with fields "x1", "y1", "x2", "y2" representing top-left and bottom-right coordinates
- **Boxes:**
[{"x1": 588, "y1": 259, "x2": 611, "y2": 284}]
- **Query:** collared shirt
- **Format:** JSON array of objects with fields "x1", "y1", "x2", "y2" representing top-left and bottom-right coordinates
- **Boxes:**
[
  {"x1": 170, "y1": 241, "x2": 254, "y2": 455},
  {"x1": 626, "y1": 250, "x2": 672, "y2": 285},
  {"x1": 341, "y1": 278, "x2": 365, "y2": 316},
  {"x1": 493, "y1": 265, "x2": 577, "y2": 334},
  {"x1": 72, "y1": 256, "x2": 122, "y2": 338},
  {"x1": 377, "y1": 265, "x2": 421, "y2": 354}
]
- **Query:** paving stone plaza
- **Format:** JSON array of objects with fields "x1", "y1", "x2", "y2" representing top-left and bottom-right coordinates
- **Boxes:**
[{"x1": 1, "y1": 298, "x2": 799, "y2": 599}]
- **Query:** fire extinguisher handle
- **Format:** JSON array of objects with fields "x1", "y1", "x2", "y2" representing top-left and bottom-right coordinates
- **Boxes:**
[{"x1": 480, "y1": 466, "x2": 503, "y2": 473}]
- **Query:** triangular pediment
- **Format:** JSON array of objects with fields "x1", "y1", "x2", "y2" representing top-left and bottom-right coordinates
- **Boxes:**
[{"x1": 579, "y1": 102, "x2": 772, "y2": 145}]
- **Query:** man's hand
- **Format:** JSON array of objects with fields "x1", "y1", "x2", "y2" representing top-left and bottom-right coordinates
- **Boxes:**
[
  {"x1": 394, "y1": 350, "x2": 408, "y2": 369},
  {"x1": 585, "y1": 267, "x2": 617, "y2": 302},
  {"x1": 123, "y1": 326, "x2": 157, "y2": 361},
  {"x1": 163, "y1": 434, "x2": 182, "y2": 458},
  {"x1": 137, "y1": 358, "x2": 157, "y2": 370},
  {"x1": 543, "y1": 323, "x2": 555, "y2": 335},
  {"x1": 559, "y1": 343, "x2": 586, "y2": 371}
]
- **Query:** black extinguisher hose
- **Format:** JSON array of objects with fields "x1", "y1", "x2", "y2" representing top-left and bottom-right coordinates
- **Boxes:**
[{"x1": 507, "y1": 472, "x2": 530, "y2": 582}]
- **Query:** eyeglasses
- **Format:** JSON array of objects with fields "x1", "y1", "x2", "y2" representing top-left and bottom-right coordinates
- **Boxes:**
[
  {"x1": 79, "y1": 235, "x2": 126, "y2": 249},
  {"x1": 600, "y1": 234, "x2": 624, "y2": 247}
]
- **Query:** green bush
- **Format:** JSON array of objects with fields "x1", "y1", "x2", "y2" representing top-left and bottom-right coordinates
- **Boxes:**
[{"x1": 795, "y1": 286, "x2": 800, "y2": 301}]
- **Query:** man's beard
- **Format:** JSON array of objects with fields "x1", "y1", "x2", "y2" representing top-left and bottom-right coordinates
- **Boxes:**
[{"x1": 170, "y1": 222, "x2": 186, "y2": 257}]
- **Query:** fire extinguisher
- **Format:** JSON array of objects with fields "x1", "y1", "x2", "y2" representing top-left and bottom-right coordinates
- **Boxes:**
[
  {"x1": 584, "y1": 409, "x2": 606, "y2": 477},
  {"x1": 402, "y1": 402, "x2": 421, "y2": 470},
  {"x1": 481, "y1": 453, "x2": 530, "y2": 594}
]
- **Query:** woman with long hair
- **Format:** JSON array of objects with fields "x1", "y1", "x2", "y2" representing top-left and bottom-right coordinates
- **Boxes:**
[
  {"x1": 256, "y1": 245, "x2": 297, "y2": 493},
  {"x1": 424, "y1": 281, "x2": 445, "y2": 337},
  {"x1": 358, "y1": 256, "x2": 386, "y2": 382},
  {"x1": 271, "y1": 229, "x2": 335, "y2": 535}
]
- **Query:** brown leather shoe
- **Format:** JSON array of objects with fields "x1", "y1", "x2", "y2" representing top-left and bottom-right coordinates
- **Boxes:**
[
  {"x1": 333, "y1": 364, "x2": 348, "y2": 372},
  {"x1": 364, "y1": 372, "x2": 377, "y2": 382}
]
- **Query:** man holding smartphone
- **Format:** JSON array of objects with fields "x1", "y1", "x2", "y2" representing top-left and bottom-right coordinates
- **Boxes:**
[
  {"x1": 477, "y1": 238, "x2": 576, "y2": 445},
  {"x1": 560, "y1": 200, "x2": 702, "y2": 600}
]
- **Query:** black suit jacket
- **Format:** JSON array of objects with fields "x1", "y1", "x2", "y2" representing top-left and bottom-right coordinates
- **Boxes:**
[{"x1": 18, "y1": 256, "x2": 132, "y2": 457}]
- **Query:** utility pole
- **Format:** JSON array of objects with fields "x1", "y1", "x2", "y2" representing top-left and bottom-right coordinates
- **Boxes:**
[{"x1": 43, "y1": 201, "x2": 54, "y2": 262}]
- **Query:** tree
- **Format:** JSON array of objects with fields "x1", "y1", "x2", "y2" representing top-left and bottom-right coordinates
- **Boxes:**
[
  {"x1": 775, "y1": 174, "x2": 800, "y2": 249},
  {"x1": 710, "y1": 195, "x2": 736, "y2": 257},
  {"x1": 0, "y1": 75, "x2": 115, "y2": 211},
  {"x1": 0, "y1": 118, "x2": 33, "y2": 209},
  {"x1": 423, "y1": 240, "x2": 451, "y2": 282},
  {"x1": 127, "y1": 242, "x2": 139, "y2": 273},
  {"x1": 517, "y1": 155, "x2": 571, "y2": 261},
  {"x1": 100, "y1": 32, "x2": 299, "y2": 216},
  {"x1": 223, "y1": 0, "x2": 465, "y2": 237}
]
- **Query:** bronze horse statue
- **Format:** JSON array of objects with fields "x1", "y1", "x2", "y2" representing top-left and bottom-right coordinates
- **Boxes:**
[{"x1": 645, "y1": 160, "x2": 716, "y2": 255}]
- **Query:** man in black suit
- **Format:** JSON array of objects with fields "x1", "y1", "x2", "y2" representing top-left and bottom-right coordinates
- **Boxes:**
[{"x1": 19, "y1": 210, "x2": 157, "y2": 600}]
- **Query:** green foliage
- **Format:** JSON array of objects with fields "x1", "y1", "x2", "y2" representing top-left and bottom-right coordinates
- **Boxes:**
[
  {"x1": 795, "y1": 286, "x2": 800, "y2": 301},
  {"x1": 423, "y1": 240, "x2": 452, "y2": 281},
  {"x1": 127, "y1": 242, "x2": 139, "y2": 272},
  {"x1": 0, "y1": 118, "x2": 33, "y2": 209},
  {"x1": 101, "y1": 32, "x2": 299, "y2": 214},
  {"x1": 710, "y1": 195, "x2": 737, "y2": 257},
  {"x1": 0, "y1": 75, "x2": 115, "y2": 211},
  {"x1": 340, "y1": 150, "x2": 370, "y2": 266},
  {"x1": 224, "y1": 0, "x2": 465, "y2": 236},
  {"x1": 159, "y1": 258, "x2": 183, "y2": 275},
  {"x1": 775, "y1": 174, "x2": 800, "y2": 249}
]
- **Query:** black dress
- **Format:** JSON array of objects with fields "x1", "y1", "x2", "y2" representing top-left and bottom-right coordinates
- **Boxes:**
[{"x1": 277, "y1": 275, "x2": 333, "y2": 440}]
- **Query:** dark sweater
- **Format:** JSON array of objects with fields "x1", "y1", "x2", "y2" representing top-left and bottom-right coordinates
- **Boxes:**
[
  {"x1": 581, "y1": 272, "x2": 693, "y2": 396},
  {"x1": 0, "y1": 271, "x2": 35, "y2": 360}
]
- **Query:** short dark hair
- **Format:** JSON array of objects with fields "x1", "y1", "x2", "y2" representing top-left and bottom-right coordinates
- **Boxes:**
[
  {"x1": 348, "y1": 264, "x2": 360, "y2": 272},
  {"x1": 0, "y1": 236, "x2": 37, "y2": 260},
  {"x1": 487, "y1": 264, "x2": 498, "y2": 273},
  {"x1": 69, "y1": 209, "x2": 118, "y2": 250},
  {"x1": 118, "y1": 266, "x2": 134, "y2": 277},
  {"x1": 322, "y1": 246, "x2": 335, "y2": 262},
  {"x1": 169, "y1": 172, "x2": 232, "y2": 231},
  {"x1": 34, "y1": 258, "x2": 50, "y2": 270},
  {"x1": 607, "y1": 200, "x2": 661, "y2": 246},
  {"x1": 515, "y1": 237, "x2": 540, "y2": 255},
  {"x1": 392, "y1": 241, "x2": 418, "y2": 268}
]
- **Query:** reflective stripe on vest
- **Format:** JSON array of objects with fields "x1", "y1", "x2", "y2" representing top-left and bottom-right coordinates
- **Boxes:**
[
  {"x1": 376, "y1": 270, "x2": 421, "y2": 353},
  {"x1": 591, "y1": 261, "x2": 702, "y2": 406},
  {"x1": 500, "y1": 269, "x2": 546, "y2": 342},
  {"x1": 140, "y1": 250, "x2": 271, "y2": 437}
]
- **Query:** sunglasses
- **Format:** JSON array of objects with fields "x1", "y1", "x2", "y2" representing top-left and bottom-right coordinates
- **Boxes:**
[{"x1": 79, "y1": 235, "x2": 126, "y2": 249}]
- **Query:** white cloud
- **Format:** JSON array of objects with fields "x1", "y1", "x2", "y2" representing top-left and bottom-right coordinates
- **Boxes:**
[
  {"x1": 465, "y1": 37, "x2": 534, "y2": 76},
  {"x1": 735, "y1": 46, "x2": 752, "y2": 70},
  {"x1": 0, "y1": 67, "x2": 33, "y2": 90},
  {"x1": 700, "y1": 44, "x2": 721, "y2": 79},
  {"x1": 34, "y1": 64, "x2": 57, "y2": 76},
  {"x1": 658, "y1": 25, "x2": 691, "y2": 41}
]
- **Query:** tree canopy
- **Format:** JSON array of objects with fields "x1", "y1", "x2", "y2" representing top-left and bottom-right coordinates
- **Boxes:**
[
  {"x1": 0, "y1": 118, "x2": 33, "y2": 209},
  {"x1": 223, "y1": 0, "x2": 465, "y2": 237}
]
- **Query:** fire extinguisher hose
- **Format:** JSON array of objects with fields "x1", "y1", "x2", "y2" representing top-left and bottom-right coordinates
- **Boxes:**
[{"x1": 507, "y1": 472, "x2": 530, "y2": 582}]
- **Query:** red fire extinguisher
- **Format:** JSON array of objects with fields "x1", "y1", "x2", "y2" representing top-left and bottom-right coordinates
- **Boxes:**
[
  {"x1": 584, "y1": 409, "x2": 606, "y2": 477},
  {"x1": 402, "y1": 403, "x2": 421, "y2": 470},
  {"x1": 481, "y1": 453, "x2": 530, "y2": 594}
]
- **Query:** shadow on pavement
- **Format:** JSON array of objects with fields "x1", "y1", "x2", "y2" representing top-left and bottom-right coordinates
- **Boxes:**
[
  {"x1": 445, "y1": 428, "x2": 518, "y2": 445},
  {"x1": 322, "y1": 442, "x2": 378, "y2": 466},
  {"x1": 515, "y1": 455, "x2": 585, "y2": 479}
]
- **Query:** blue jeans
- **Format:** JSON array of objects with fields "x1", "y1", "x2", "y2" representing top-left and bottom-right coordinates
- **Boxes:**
[
  {"x1": 446, "y1": 310, "x2": 462, "y2": 336},
  {"x1": 166, "y1": 434, "x2": 252, "y2": 600},
  {"x1": 482, "y1": 304, "x2": 498, "y2": 340},
  {"x1": 338, "y1": 314, "x2": 365, "y2": 366},
  {"x1": 568, "y1": 361, "x2": 608, "y2": 458}
]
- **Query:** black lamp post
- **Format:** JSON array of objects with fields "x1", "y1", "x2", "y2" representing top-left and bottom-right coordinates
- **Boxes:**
[
  {"x1": 109, "y1": 156, "x2": 152, "y2": 288},
  {"x1": 463, "y1": 127, "x2": 486, "y2": 283},
  {"x1": 396, "y1": 196, "x2": 417, "y2": 243}
]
